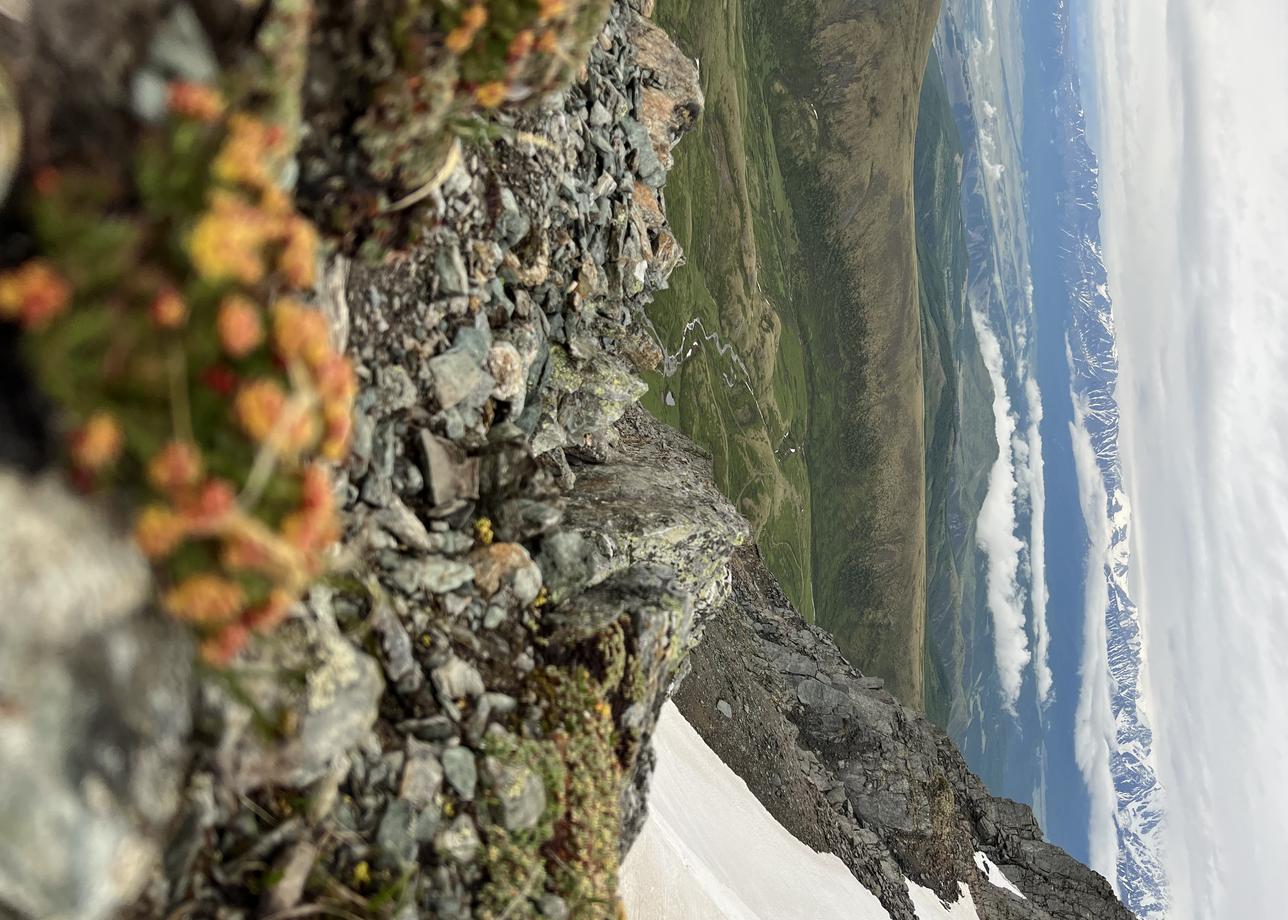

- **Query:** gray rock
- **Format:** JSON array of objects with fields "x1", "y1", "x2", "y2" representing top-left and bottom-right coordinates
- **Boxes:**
[
  {"x1": 373, "y1": 499, "x2": 434, "y2": 552},
  {"x1": 486, "y1": 759, "x2": 547, "y2": 832},
  {"x1": 377, "y1": 364, "x2": 419, "y2": 413},
  {"x1": 420, "y1": 431, "x2": 481, "y2": 506},
  {"x1": 539, "y1": 895, "x2": 570, "y2": 920},
  {"x1": 259, "y1": 841, "x2": 318, "y2": 914},
  {"x1": 0, "y1": 473, "x2": 192, "y2": 920},
  {"x1": 377, "y1": 799, "x2": 418, "y2": 865},
  {"x1": 400, "y1": 738, "x2": 444, "y2": 808},
  {"x1": 428, "y1": 350, "x2": 489, "y2": 411},
  {"x1": 216, "y1": 608, "x2": 384, "y2": 792},
  {"x1": 419, "y1": 558, "x2": 476, "y2": 594},
  {"x1": 433, "y1": 657, "x2": 486, "y2": 701},
  {"x1": 435, "y1": 244, "x2": 469, "y2": 296},
  {"x1": 488, "y1": 342, "x2": 526, "y2": 403},
  {"x1": 442, "y1": 746, "x2": 478, "y2": 801},
  {"x1": 435, "y1": 815, "x2": 480, "y2": 865},
  {"x1": 716, "y1": 699, "x2": 734, "y2": 719}
]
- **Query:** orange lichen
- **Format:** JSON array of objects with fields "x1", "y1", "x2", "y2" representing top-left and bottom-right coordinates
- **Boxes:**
[{"x1": 233, "y1": 377, "x2": 287, "y2": 444}]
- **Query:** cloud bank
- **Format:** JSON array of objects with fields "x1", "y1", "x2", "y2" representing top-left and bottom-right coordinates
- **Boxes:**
[
  {"x1": 1086, "y1": 0, "x2": 1288, "y2": 916},
  {"x1": 970, "y1": 306, "x2": 1031, "y2": 713}
]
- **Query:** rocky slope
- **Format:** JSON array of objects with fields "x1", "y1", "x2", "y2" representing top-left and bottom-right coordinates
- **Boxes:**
[
  {"x1": 0, "y1": 2, "x2": 1137, "y2": 920},
  {"x1": 675, "y1": 542, "x2": 1136, "y2": 920}
]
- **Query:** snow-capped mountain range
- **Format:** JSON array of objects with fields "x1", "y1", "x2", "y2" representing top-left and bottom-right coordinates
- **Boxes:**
[{"x1": 1050, "y1": 3, "x2": 1169, "y2": 914}]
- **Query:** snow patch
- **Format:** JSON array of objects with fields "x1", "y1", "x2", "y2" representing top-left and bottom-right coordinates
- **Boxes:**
[
  {"x1": 974, "y1": 851, "x2": 1026, "y2": 900},
  {"x1": 907, "y1": 880, "x2": 982, "y2": 920},
  {"x1": 619, "y1": 702, "x2": 895, "y2": 920}
]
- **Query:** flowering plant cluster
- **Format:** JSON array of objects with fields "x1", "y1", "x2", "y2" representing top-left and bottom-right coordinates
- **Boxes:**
[
  {"x1": 442, "y1": 0, "x2": 611, "y2": 110},
  {"x1": 0, "y1": 84, "x2": 354, "y2": 666}
]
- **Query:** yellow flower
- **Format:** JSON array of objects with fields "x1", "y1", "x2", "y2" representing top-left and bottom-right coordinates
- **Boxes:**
[
  {"x1": 69, "y1": 412, "x2": 123, "y2": 472},
  {"x1": 133, "y1": 505, "x2": 186, "y2": 559},
  {"x1": 538, "y1": 0, "x2": 567, "y2": 21},
  {"x1": 475, "y1": 81, "x2": 508, "y2": 109},
  {"x1": 212, "y1": 114, "x2": 277, "y2": 190},
  {"x1": 216, "y1": 295, "x2": 264, "y2": 358},
  {"x1": 279, "y1": 216, "x2": 318, "y2": 288},
  {"x1": 188, "y1": 192, "x2": 270, "y2": 285},
  {"x1": 163, "y1": 573, "x2": 245, "y2": 626}
]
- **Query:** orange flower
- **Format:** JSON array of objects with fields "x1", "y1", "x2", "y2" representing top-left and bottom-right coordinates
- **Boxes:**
[
  {"x1": 300, "y1": 463, "x2": 334, "y2": 511},
  {"x1": 147, "y1": 440, "x2": 204, "y2": 494},
  {"x1": 509, "y1": 29, "x2": 535, "y2": 62},
  {"x1": 200, "y1": 621, "x2": 251, "y2": 667},
  {"x1": 133, "y1": 505, "x2": 186, "y2": 559},
  {"x1": 272, "y1": 299, "x2": 330, "y2": 369},
  {"x1": 216, "y1": 295, "x2": 264, "y2": 358},
  {"x1": 163, "y1": 573, "x2": 245, "y2": 626},
  {"x1": 69, "y1": 412, "x2": 123, "y2": 472},
  {"x1": 150, "y1": 288, "x2": 188, "y2": 328},
  {"x1": 461, "y1": 3, "x2": 488, "y2": 30},
  {"x1": 475, "y1": 81, "x2": 508, "y2": 109},
  {"x1": 314, "y1": 353, "x2": 357, "y2": 405},
  {"x1": 234, "y1": 377, "x2": 287, "y2": 443},
  {"x1": 445, "y1": 25, "x2": 477, "y2": 55},
  {"x1": 536, "y1": 30, "x2": 560, "y2": 55},
  {"x1": 181, "y1": 477, "x2": 237, "y2": 526},
  {"x1": 279, "y1": 216, "x2": 318, "y2": 288},
  {"x1": 167, "y1": 81, "x2": 225, "y2": 123},
  {"x1": 0, "y1": 260, "x2": 72, "y2": 330},
  {"x1": 538, "y1": 0, "x2": 567, "y2": 21},
  {"x1": 242, "y1": 590, "x2": 293, "y2": 634}
]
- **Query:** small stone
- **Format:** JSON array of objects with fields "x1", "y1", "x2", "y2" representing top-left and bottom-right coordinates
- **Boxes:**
[
  {"x1": 432, "y1": 657, "x2": 485, "y2": 700},
  {"x1": 419, "y1": 558, "x2": 475, "y2": 594},
  {"x1": 259, "y1": 841, "x2": 318, "y2": 914},
  {"x1": 376, "y1": 799, "x2": 418, "y2": 865},
  {"x1": 435, "y1": 815, "x2": 480, "y2": 865},
  {"x1": 400, "y1": 739, "x2": 444, "y2": 809},
  {"x1": 488, "y1": 343, "x2": 525, "y2": 403},
  {"x1": 716, "y1": 699, "x2": 733, "y2": 720},
  {"x1": 487, "y1": 759, "x2": 546, "y2": 832},
  {"x1": 470, "y1": 542, "x2": 543, "y2": 604},
  {"x1": 442, "y1": 746, "x2": 478, "y2": 801},
  {"x1": 428, "y1": 350, "x2": 488, "y2": 410},
  {"x1": 420, "y1": 432, "x2": 481, "y2": 506},
  {"x1": 435, "y1": 245, "x2": 469, "y2": 296},
  {"x1": 373, "y1": 500, "x2": 434, "y2": 552},
  {"x1": 398, "y1": 716, "x2": 456, "y2": 742},
  {"x1": 539, "y1": 895, "x2": 570, "y2": 920},
  {"x1": 377, "y1": 365, "x2": 418, "y2": 413}
]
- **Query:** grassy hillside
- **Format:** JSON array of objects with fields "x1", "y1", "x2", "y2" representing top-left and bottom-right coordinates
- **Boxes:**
[
  {"x1": 641, "y1": 0, "x2": 816, "y2": 621},
  {"x1": 768, "y1": 0, "x2": 942, "y2": 707},
  {"x1": 914, "y1": 51, "x2": 997, "y2": 732},
  {"x1": 647, "y1": 0, "x2": 944, "y2": 707}
]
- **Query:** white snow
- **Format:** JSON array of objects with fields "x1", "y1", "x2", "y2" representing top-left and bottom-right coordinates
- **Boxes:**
[
  {"x1": 974, "y1": 851, "x2": 1026, "y2": 899},
  {"x1": 619, "y1": 702, "x2": 895, "y2": 920},
  {"x1": 619, "y1": 702, "x2": 986, "y2": 920},
  {"x1": 907, "y1": 881, "x2": 983, "y2": 920}
]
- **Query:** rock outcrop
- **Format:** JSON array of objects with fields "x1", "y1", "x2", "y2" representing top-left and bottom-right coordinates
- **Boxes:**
[{"x1": 676, "y1": 542, "x2": 1137, "y2": 920}]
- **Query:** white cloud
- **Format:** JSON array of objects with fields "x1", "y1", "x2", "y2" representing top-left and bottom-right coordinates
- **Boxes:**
[
  {"x1": 970, "y1": 306, "x2": 1031, "y2": 713},
  {"x1": 1022, "y1": 378, "x2": 1053, "y2": 704},
  {"x1": 1069, "y1": 395, "x2": 1121, "y2": 889},
  {"x1": 1086, "y1": 0, "x2": 1288, "y2": 916}
]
